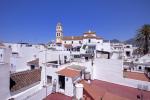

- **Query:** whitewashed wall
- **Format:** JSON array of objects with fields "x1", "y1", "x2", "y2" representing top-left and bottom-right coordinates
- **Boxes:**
[
  {"x1": 96, "y1": 42, "x2": 111, "y2": 52},
  {"x1": 39, "y1": 49, "x2": 71, "y2": 92},
  {"x1": 9, "y1": 84, "x2": 49, "y2": 100},
  {"x1": 0, "y1": 63, "x2": 10, "y2": 100},
  {"x1": 65, "y1": 77, "x2": 74, "y2": 96},
  {"x1": 9, "y1": 44, "x2": 43, "y2": 72},
  {"x1": 93, "y1": 59, "x2": 150, "y2": 91},
  {"x1": 63, "y1": 40, "x2": 82, "y2": 45},
  {"x1": 39, "y1": 50, "x2": 71, "y2": 65},
  {"x1": 0, "y1": 48, "x2": 11, "y2": 63}
]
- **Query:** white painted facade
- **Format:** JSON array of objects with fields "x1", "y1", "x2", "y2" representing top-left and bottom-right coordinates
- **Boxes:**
[
  {"x1": 75, "y1": 83, "x2": 83, "y2": 99},
  {"x1": 4, "y1": 43, "x2": 45, "y2": 72},
  {"x1": 123, "y1": 44, "x2": 133, "y2": 59},
  {"x1": 0, "y1": 63, "x2": 10, "y2": 100},
  {"x1": 138, "y1": 54, "x2": 150, "y2": 63},
  {"x1": 93, "y1": 58, "x2": 150, "y2": 91},
  {"x1": 0, "y1": 46, "x2": 11, "y2": 100},
  {"x1": 96, "y1": 41, "x2": 111, "y2": 52},
  {"x1": 56, "y1": 23, "x2": 63, "y2": 43},
  {"x1": 39, "y1": 49, "x2": 71, "y2": 95}
]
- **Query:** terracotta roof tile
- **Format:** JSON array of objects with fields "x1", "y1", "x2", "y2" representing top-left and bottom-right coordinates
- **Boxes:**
[
  {"x1": 83, "y1": 35, "x2": 102, "y2": 39},
  {"x1": 80, "y1": 80, "x2": 105, "y2": 100},
  {"x1": 84, "y1": 32, "x2": 96, "y2": 35},
  {"x1": 123, "y1": 71, "x2": 150, "y2": 82},
  {"x1": 10, "y1": 69, "x2": 41, "y2": 92},
  {"x1": 92, "y1": 80, "x2": 150, "y2": 100},
  {"x1": 44, "y1": 93, "x2": 72, "y2": 100},
  {"x1": 64, "y1": 44, "x2": 73, "y2": 48},
  {"x1": 56, "y1": 68, "x2": 80, "y2": 78},
  {"x1": 0, "y1": 43, "x2": 5, "y2": 48},
  {"x1": 62, "y1": 36, "x2": 83, "y2": 40},
  {"x1": 103, "y1": 92, "x2": 130, "y2": 100}
]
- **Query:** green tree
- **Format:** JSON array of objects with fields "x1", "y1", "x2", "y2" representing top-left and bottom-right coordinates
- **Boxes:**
[{"x1": 135, "y1": 24, "x2": 150, "y2": 55}]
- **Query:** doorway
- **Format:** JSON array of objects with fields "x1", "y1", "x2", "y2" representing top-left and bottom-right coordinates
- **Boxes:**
[{"x1": 59, "y1": 75, "x2": 65, "y2": 89}]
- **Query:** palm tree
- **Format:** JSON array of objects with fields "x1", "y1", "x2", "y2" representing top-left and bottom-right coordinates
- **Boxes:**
[{"x1": 135, "y1": 24, "x2": 150, "y2": 55}]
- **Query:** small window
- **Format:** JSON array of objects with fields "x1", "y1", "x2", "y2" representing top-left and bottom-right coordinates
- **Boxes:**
[
  {"x1": 30, "y1": 65, "x2": 35, "y2": 70},
  {"x1": 139, "y1": 66, "x2": 142, "y2": 70},
  {"x1": 47, "y1": 76, "x2": 52, "y2": 84},
  {"x1": 8, "y1": 45, "x2": 11, "y2": 48},
  {"x1": 0, "y1": 54, "x2": 2, "y2": 58},
  {"x1": 64, "y1": 56, "x2": 67, "y2": 59},
  {"x1": 66, "y1": 78, "x2": 68, "y2": 81},
  {"x1": 57, "y1": 33, "x2": 59, "y2": 36},
  {"x1": 64, "y1": 41, "x2": 66, "y2": 43},
  {"x1": 88, "y1": 39, "x2": 91, "y2": 43},
  {"x1": 72, "y1": 41, "x2": 73, "y2": 44},
  {"x1": 79, "y1": 41, "x2": 81, "y2": 44}
]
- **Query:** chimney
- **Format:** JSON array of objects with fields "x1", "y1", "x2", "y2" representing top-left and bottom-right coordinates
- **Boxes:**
[{"x1": 75, "y1": 83, "x2": 83, "y2": 100}]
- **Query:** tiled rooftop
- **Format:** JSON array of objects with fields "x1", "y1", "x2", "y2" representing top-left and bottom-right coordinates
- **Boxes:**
[
  {"x1": 44, "y1": 93, "x2": 72, "y2": 100},
  {"x1": 83, "y1": 35, "x2": 102, "y2": 39},
  {"x1": 102, "y1": 92, "x2": 129, "y2": 100},
  {"x1": 10, "y1": 69, "x2": 41, "y2": 92},
  {"x1": 62, "y1": 36, "x2": 83, "y2": 40},
  {"x1": 84, "y1": 31, "x2": 96, "y2": 34},
  {"x1": 0, "y1": 43, "x2": 5, "y2": 48},
  {"x1": 91, "y1": 80, "x2": 150, "y2": 100},
  {"x1": 80, "y1": 80, "x2": 105, "y2": 100},
  {"x1": 123, "y1": 71, "x2": 150, "y2": 82},
  {"x1": 56, "y1": 68, "x2": 80, "y2": 78},
  {"x1": 64, "y1": 44, "x2": 73, "y2": 48}
]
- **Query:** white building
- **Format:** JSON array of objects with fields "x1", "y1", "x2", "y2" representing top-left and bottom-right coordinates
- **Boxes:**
[
  {"x1": 0, "y1": 43, "x2": 11, "y2": 100},
  {"x1": 55, "y1": 22, "x2": 114, "y2": 60},
  {"x1": 123, "y1": 44, "x2": 133, "y2": 59},
  {"x1": 4, "y1": 43, "x2": 45, "y2": 72},
  {"x1": 39, "y1": 49, "x2": 86, "y2": 97}
]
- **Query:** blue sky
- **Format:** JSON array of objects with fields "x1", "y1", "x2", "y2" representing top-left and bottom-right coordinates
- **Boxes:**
[{"x1": 0, "y1": 0, "x2": 150, "y2": 43}]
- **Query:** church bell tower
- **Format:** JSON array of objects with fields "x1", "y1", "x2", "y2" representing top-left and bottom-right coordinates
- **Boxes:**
[{"x1": 56, "y1": 22, "x2": 63, "y2": 43}]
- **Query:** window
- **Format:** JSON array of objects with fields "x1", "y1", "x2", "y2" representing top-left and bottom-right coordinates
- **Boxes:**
[
  {"x1": 139, "y1": 66, "x2": 142, "y2": 70},
  {"x1": 47, "y1": 76, "x2": 52, "y2": 84},
  {"x1": 88, "y1": 39, "x2": 91, "y2": 43},
  {"x1": 64, "y1": 56, "x2": 67, "y2": 59},
  {"x1": 126, "y1": 51, "x2": 130, "y2": 57},
  {"x1": 66, "y1": 78, "x2": 68, "y2": 81},
  {"x1": 64, "y1": 41, "x2": 66, "y2": 43},
  {"x1": 57, "y1": 33, "x2": 60, "y2": 36},
  {"x1": 126, "y1": 46, "x2": 130, "y2": 48},
  {"x1": 79, "y1": 41, "x2": 81, "y2": 44},
  {"x1": 0, "y1": 54, "x2": 2, "y2": 58},
  {"x1": 30, "y1": 65, "x2": 35, "y2": 70},
  {"x1": 72, "y1": 41, "x2": 73, "y2": 44},
  {"x1": 8, "y1": 45, "x2": 11, "y2": 48}
]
